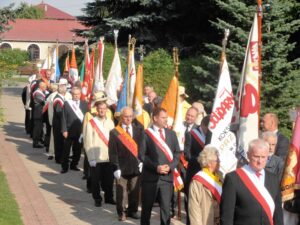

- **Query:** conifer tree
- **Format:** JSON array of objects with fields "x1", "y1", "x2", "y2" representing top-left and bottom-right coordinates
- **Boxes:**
[{"x1": 189, "y1": 0, "x2": 300, "y2": 136}]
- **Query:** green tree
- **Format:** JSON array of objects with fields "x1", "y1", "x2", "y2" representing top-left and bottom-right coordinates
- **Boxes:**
[
  {"x1": 0, "y1": 4, "x2": 15, "y2": 33},
  {"x1": 188, "y1": 0, "x2": 300, "y2": 136},
  {"x1": 15, "y1": 2, "x2": 44, "y2": 19}
]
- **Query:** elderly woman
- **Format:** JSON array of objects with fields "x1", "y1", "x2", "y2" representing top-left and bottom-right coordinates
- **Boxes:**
[
  {"x1": 262, "y1": 131, "x2": 284, "y2": 179},
  {"x1": 188, "y1": 145, "x2": 222, "y2": 225}
]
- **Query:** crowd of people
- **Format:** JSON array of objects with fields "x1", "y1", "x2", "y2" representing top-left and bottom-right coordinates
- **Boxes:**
[{"x1": 21, "y1": 69, "x2": 300, "y2": 225}]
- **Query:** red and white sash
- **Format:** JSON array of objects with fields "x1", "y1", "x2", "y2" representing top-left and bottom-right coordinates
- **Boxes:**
[
  {"x1": 190, "y1": 128, "x2": 205, "y2": 148},
  {"x1": 53, "y1": 98, "x2": 64, "y2": 108},
  {"x1": 67, "y1": 100, "x2": 84, "y2": 122},
  {"x1": 192, "y1": 169, "x2": 222, "y2": 203},
  {"x1": 145, "y1": 127, "x2": 184, "y2": 191},
  {"x1": 236, "y1": 166, "x2": 275, "y2": 225},
  {"x1": 89, "y1": 117, "x2": 109, "y2": 146},
  {"x1": 33, "y1": 89, "x2": 45, "y2": 99}
]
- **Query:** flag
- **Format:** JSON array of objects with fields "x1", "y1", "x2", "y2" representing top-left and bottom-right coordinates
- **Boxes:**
[
  {"x1": 281, "y1": 108, "x2": 300, "y2": 201},
  {"x1": 233, "y1": 14, "x2": 260, "y2": 159},
  {"x1": 40, "y1": 49, "x2": 50, "y2": 77},
  {"x1": 51, "y1": 46, "x2": 60, "y2": 82},
  {"x1": 69, "y1": 47, "x2": 79, "y2": 84},
  {"x1": 93, "y1": 39, "x2": 105, "y2": 93},
  {"x1": 132, "y1": 64, "x2": 144, "y2": 127},
  {"x1": 105, "y1": 47, "x2": 123, "y2": 106},
  {"x1": 161, "y1": 74, "x2": 179, "y2": 128},
  {"x1": 209, "y1": 55, "x2": 237, "y2": 175},
  {"x1": 116, "y1": 68, "x2": 128, "y2": 113},
  {"x1": 79, "y1": 59, "x2": 85, "y2": 82},
  {"x1": 64, "y1": 52, "x2": 70, "y2": 73},
  {"x1": 81, "y1": 43, "x2": 94, "y2": 101},
  {"x1": 128, "y1": 48, "x2": 136, "y2": 106}
]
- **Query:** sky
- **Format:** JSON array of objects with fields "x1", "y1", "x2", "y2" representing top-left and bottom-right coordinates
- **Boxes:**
[{"x1": 0, "y1": 0, "x2": 91, "y2": 16}]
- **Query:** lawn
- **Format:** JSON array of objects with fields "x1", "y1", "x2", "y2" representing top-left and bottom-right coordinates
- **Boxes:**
[{"x1": 0, "y1": 170, "x2": 23, "y2": 225}]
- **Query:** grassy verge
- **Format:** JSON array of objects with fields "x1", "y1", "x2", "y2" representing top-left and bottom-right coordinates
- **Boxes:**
[
  {"x1": 1, "y1": 76, "x2": 28, "y2": 87},
  {"x1": 0, "y1": 170, "x2": 23, "y2": 225}
]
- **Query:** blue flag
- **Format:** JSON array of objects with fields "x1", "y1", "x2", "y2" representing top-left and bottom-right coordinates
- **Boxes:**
[
  {"x1": 55, "y1": 56, "x2": 61, "y2": 82},
  {"x1": 116, "y1": 68, "x2": 128, "y2": 112}
]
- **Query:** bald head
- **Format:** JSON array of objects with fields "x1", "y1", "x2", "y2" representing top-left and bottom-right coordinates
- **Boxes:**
[{"x1": 121, "y1": 107, "x2": 133, "y2": 126}]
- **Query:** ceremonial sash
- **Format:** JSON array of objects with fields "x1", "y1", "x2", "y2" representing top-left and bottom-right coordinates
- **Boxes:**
[
  {"x1": 30, "y1": 81, "x2": 37, "y2": 92},
  {"x1": 89, "y1": 117, "x2": 109, "y2": 146},
  {"x1": 190, "y1": 129, "x2": 205, "y2": 148},
  {"x1": 67, "y1": 100, "x2": 84, "y2": 122},
  {"x1": 53, "y1": 98, "x2": 64, "y2": 108},
  {"x1": 193, "y1": 169, "x2": 222, "y2": 203},
  {"x1": 32, "y1": 89, "x2": 45, "y2": 99},
  {"x1": 180, "y1": 153, "x2": 188, "y2": 169},
  {"x1": 115, "y1": 126, "x2": 138, "y2": 158},
  {"x1": 236, "y1": 167, "x2": 275, "y2": 225},
  {"x1": 145, "y1": 128, "x2": 184, "y2": 191},
  {"x1": 42, "y1": 102, "x2": 49, "y2": 113}
]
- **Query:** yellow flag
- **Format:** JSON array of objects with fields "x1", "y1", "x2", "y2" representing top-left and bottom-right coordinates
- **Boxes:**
[{"x1": 132, "y1": 64, "x2": 145, "y2": 127}]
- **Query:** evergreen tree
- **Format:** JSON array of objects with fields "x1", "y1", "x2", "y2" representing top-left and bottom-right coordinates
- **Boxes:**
[
  {"x1": 76, "y1": 0, "x2": 219, "y2": 54},
  {"x1": 188, "y1": 0, "x2": 300, "y2": 136}
]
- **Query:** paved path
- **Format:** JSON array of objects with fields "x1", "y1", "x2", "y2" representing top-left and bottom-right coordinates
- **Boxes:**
[{"x1": 0, "y1": 86, "x2": 186, "y2": 225}]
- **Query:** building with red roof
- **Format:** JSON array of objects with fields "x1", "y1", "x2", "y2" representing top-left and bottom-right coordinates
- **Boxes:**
[{"x1": 0, "y1": 1, "x2": 86, "y2": 68}]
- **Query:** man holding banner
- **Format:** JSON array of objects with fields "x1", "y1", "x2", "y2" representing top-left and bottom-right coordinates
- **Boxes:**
[
  {"x1": 140, "y1": 107, "x2": 180, "y2": 225},
  {"x1": 220, "y1": 139, "x2": 283, "y2": 225}
]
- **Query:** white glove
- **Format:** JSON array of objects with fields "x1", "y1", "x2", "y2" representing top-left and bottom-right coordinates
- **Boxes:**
[
  {"x1": 138, "y1": 162, "x2": 143, "y2": 173},
  {"x1": 113, "y1": 169, "x2": 121, "y2": 179},
  {"x1": 89, "y1": 160, "x2": 97, "y2": 167},
  {"x1": 78, "y1": 134, "x2": 83, "y2": 143}
]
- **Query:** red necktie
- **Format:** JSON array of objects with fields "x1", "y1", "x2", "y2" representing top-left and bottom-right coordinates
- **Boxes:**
[
  {"x1": 255, "y1": 171, "x2": 261, "y2": 179},
  {"x1": 126, "y1": 126, "x2": 131, "y2": 137},
  {"x1": 159, "y1": 129, "x2": 165, "y2": 141}
]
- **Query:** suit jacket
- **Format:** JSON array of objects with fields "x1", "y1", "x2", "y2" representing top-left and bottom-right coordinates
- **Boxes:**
[
  {"x1": 275, "y1": 132, "x2": 289, "y2": 162},
  {"x1": 140, "y1": 127, "x2": 180, "y2": 183},
  {"x1": 52, "y1": 94, "x2": 65, "y2": 130},
  {"x1": 61, "y1": 100, "x2": 88, "y2": 138},
  {"x1": 220, "y1": 169, "x2": 283, "y2": 225},
  {"x1": 143, "y1": 102, "x2": 153, "y2": 116},
  {"x1": 32, "y1": 89, "x2": 45, "y2": 120},
  {"x1": 109, "y1": 124, "x2": 145, "y2": 176},
  {"x1": 265, "y1": 155, "x2": 284, "y2": 180}
]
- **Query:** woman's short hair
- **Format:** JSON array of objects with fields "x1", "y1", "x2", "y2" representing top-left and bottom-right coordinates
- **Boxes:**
[{"x1": 197, "y1": 145, "x2": 219, "y2": 168}]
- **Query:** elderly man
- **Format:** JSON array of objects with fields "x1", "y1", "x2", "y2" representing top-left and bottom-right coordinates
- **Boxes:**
[
  {"x1": 109, "y1": 107, "x2": 144, "y2": 221},
  {"x1": 221, "y1": 139, "x2": 283, "y2": 225},
  {"x1": 140, "y1": 107, "x2": 180, "y2": 225},
  {"x1": 262, "y1": 113, "x2": 289, "y2": 161},
  {"x1": 61, "y1": 87, "x2": 88, "y2": 173},
  {"x1": 262, "y1": 131, "x2": 284, "y2": 179},
  {"x1": 32, "y1": 81, "x2": 47, "y2": 148},
  {"x1": 85, "y1": 93, "x2": 115, "y2": 207}
]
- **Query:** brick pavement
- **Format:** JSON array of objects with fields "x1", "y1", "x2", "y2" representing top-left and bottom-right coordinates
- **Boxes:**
[{"x1": 0, "y1": 86, "x2": 186, "y2": 225}]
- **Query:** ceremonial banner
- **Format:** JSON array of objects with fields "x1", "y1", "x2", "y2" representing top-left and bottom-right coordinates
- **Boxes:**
[
  {"x1": 64, "y1": 52, "x2": 70, "y2": 74},
  {"x1": 233, "y1": 14, "x2": 260, "y2": 159},
  {"x1": 81, "y1": 41, "x2": 94, "y2": 101},
  {"x1": 128, "y1": 49, "x2": 136, "y2": 107},
  {"x1": 40, "y1": 49, "x2": 50, "y2": 77},
  {"x1": 105, "y1": 47, "x2": 123, "y2": 106},
  {"x1": 132, "y1": 64, "x2": 145, "y2": 127},
  {"x1": 281, "y1": 108, "x2": 300, "y2": 201},
  {"x1": 93, "y1": 39, "x2": 105, "y2": 93},
  {"x1": 209, "y1": 56, "x2": 237, "y2": 175},
  {"x1": 116, "y1": 68, "x2": 128, "y2": 113},
  {"x1": 69, "y1": 47, "x2": 79, "y2": 84}
]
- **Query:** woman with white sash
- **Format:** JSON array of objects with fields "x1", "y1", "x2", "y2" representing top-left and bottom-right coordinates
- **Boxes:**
[{"x1": 189, "y1": 145, "x2": 222, "y2": 225}]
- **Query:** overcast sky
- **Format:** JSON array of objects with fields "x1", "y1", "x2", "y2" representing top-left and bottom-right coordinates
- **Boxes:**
[{"x1": 0, "y1": 0, "x2": 91, "y2": 16}]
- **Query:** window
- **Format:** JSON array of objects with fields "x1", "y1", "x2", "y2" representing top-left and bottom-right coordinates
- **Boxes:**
[
  {"x1": 0, "y1": 43, "x2": 12, "y2": 50},
  {"x1": 27, "y1": 44, "x2": 40, "y2": 61}
]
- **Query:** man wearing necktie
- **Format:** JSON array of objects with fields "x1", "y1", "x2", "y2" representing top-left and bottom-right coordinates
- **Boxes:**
[
  {"x1": 220, "y1": 139, "x2": 283, "y2": 225},
  {"x1": 140, "y1": 107, "x2": 180, "y2": 225},
  {"x1": 109, "y1": 107, "x2": 145, "y2": 221},
  {"x1": 60, "y1": 87, "x2": 88, "y2": 173}
]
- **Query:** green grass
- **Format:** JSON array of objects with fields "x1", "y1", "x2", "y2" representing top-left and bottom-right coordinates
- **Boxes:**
[{"x1": 0, "y1": 170, "x2": 23, "y2": 225}]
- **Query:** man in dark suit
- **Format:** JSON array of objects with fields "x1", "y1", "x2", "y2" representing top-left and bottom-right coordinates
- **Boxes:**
[
  {"x1": 143, "y1": 90, "x2": 157, "y2": 116},
  {"x1": 220, "y1": 138, "x2": 283, "y2": 225},
  {"x1": 61, "y1": 86, "x2": 88, "y2": 173},
  {"x1": 109, "y1": 106, "x2": 144, "y2": 221},
  {"x1": 262, "y1": 113, "x2": 289, "y2": 161},
  {"x1": 262, "y1": 131, "x2": 284, "y2": 179},
  {"x1": 32, "y1": 81, "x2": 47, "y2": 148},
  {"x1": 140, "y1": 107, "x2": 180, "y2": 225}
]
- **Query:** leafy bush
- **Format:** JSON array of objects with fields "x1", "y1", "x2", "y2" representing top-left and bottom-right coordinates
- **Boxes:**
[{"x1": 0, "y1": 49, "x2": 29, "y2": 79}]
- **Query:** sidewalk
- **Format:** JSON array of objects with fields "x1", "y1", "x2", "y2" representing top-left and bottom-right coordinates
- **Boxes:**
[{"x1": 0, "y1": 86, "x2": 185, "y2": 225}]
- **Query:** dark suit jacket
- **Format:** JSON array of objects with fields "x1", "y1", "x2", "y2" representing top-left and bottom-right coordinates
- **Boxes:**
[
  {"x1": 266, "y1": 155, "x2": 284, "y2": 180},
  {"x1": 32, "y1": 89, "x2": 45, "y2": 120},
  {"x1": 52, "y1": 94, "x2": 65, "y2": 130},
  {"x1": 61, "y1": 100, "x2": 88, "y2": 138},
  {"x1": 140, "y1": 127, "x2": 180, "y2": 183},
  {"x1": 143, "y1": 102, "x2": 153, "y2": 116},
  {"x1": 275, "y1": 132, "x2": 289, "y2": 162},
  {"x1": 220, "y1": 169, "x2": 283, "y2": 225},
  {"x1": 109, "y1": 124, "x2": 145, "y2": 176}
]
